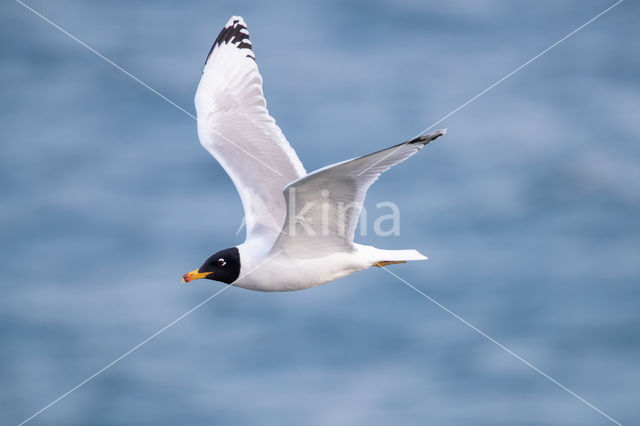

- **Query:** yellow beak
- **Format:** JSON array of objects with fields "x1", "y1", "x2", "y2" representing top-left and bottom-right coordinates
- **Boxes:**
[{"x1": 181, "y1": 269, "x2": 211, "y2": 283}]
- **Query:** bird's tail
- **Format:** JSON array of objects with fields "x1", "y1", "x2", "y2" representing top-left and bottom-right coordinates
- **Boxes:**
[{"x1": 371, "y1": 248, "x2": 427, "y2": 267}]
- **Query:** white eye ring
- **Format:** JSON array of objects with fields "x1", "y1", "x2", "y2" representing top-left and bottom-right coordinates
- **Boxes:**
[{"x1": 217, "y1": 258, "x2": 226, "y2": 267}]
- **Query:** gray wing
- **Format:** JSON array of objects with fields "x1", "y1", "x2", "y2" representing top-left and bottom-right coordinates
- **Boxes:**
[{"x1": 271, "y1": 130, "x2": 446, "y2": 257}]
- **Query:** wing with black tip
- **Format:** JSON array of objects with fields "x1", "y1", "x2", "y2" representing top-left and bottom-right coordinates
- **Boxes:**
[{"x1": 195, "y1": 16, "x2": 306, "y2": 243}]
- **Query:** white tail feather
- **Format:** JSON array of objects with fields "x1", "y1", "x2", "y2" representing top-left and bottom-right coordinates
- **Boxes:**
[{"x1": 373, "y1": 248, "x2": 428, "y2": 263}]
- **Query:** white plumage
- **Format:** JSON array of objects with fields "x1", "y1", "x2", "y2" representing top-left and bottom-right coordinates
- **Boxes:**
[
  {"x1": 195, "y1": 16, "x2": 305, "y2": 243},
  {"x1": 184, "y1": 16, "x2": 446, "y2": 291}
]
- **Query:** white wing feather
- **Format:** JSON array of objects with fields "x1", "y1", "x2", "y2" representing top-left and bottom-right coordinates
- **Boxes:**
[
  {"x1": 195, "y1": 16, "x2": 306, "y2": 243},
  {"x1": 272, "y1": 130, "x2": 446, "y2": 257}
]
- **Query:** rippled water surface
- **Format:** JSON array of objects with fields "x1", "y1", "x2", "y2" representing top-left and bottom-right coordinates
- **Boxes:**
[{"x1": 2, "y1": 1, "x2": 639, "y2": 425}]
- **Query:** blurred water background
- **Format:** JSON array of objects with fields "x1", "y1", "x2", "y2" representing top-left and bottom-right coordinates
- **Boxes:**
[{"x1": 2, "y1": 0, "x2": 639, "y2": 424}]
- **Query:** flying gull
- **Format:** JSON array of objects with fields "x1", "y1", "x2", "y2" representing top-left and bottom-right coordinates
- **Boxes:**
[{"x1": 182, "y1": 16, "x2": 446, "y2": 291}]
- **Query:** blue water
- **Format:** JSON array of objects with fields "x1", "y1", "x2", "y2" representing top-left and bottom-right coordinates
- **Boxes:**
[{"x1": 2, "y1": 1, "x2": 639, "y2": 425}]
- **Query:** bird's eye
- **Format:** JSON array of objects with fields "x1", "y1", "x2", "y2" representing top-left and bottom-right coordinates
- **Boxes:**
[{"x1": 218, "y1": 258, "x2": 226, "y2": 267}]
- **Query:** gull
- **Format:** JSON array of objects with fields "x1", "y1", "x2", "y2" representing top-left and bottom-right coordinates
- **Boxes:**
[{"x1": 182, "y1": 16, "x2": 446, "y2": 291}]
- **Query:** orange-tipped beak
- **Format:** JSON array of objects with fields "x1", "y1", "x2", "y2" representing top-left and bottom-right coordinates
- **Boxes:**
[{"x1": 181, "y1": 269, "x2": 211, "y2": 283}]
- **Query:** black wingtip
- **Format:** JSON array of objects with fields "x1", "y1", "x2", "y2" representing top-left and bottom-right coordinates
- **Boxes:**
[
  {"x1": 204, "y1": 16, "x2": 254, "y2": 66},
  {"x1": 407, "y1": 129, "x2": 447, "y2": 146}
]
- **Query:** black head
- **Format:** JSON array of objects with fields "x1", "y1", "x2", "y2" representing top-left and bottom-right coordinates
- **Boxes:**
[{"x1": 181, "y1": 247, "x2": 240, "y2": 284}]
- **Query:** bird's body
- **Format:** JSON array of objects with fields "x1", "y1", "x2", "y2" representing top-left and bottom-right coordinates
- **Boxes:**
[
  {"x1": 235, "y1": 241, "x2": 368, "y2": 292},
  {"x1": 182, "y1": 16, "x2": 445, "y2": 291},
  {"x1": 235, "y1": 241, "x2": 426, "y2": 292}
]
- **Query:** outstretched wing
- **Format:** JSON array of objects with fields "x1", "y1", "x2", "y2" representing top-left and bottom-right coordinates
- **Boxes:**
[
  {"x1": 272, "y1": 130, "x2": 446, "y2": 257},
  {"x1": 195, "y1": 16, "x2": 306, "y2": 243}
]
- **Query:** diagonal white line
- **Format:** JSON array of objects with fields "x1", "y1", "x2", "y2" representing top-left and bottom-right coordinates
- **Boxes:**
[
  {"x1": 415, "y1": 0, "x2": 623, "y2": 136},
  {"x1": 356, "y1": 0, "x2": 624, "y2": 178},
  {"x1": 381, "y1": 266, "x2": 622, "y2": 426},
  {"x1": 17, "y1": 286, "x2": 230, "y2": 426},
  {"x1": 17, "y1": 251, "x2": 283, "y2": 426},
  {"x1": 15, "y1": 0, "x2": 195, "y2": 119},
  {"x1": 15, "y1": 0, "x2": 283, "y2": 177}
]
